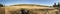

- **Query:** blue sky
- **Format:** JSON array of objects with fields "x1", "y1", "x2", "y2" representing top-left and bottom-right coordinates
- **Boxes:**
[{"x1": 0, "y1": 0, "x2": 60, "y2": 6}]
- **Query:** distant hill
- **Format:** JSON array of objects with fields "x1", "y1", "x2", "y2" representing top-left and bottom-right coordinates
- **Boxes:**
[{"x1": 11, "y1": 4, "x2": 50, "y2": 7}]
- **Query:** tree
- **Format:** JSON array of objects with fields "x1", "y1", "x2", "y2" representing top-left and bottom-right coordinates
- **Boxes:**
[
  {"x1": 58, "y1": 2, "x2": 60, "y2": 7},
  {"x1": 53, "y1": 3, "x2": 57, "y2": 7},
  {"x1": 0, "y1": 4, "x2": 3, "y2": 7}
]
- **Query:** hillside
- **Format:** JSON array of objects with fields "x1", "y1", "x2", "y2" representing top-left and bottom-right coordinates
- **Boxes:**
[{"x1": 10, "y1": 4, "x2": 50, "y2": 7}]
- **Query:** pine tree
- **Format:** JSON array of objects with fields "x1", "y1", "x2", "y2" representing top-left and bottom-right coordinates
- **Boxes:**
[
  {"x1": 0, "y1": 4, "x2": 3, "y2": 7},
  {"x1": 53, "y1": 3, "x2": 57, "y2": 7},
  {"x1": 58, "y1": 2, "x2": 60, "y2": 7}
]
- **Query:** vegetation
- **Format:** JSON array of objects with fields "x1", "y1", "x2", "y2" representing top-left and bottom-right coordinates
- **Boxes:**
[
  {"x1": 58, "y1": 2, "x2": 60, "y2": 7},
  {"x1": 11, "y1": 4, "x2": 49, "y2": 7},
  {"x1": 53, "y1": 2, "x2": 60, "y2": 7},
  {"x1": 0, "y1": 4, "x2": 3, "y2": 7}
]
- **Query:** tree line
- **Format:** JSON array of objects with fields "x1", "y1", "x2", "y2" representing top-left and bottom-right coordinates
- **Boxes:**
[{"x1": 53, "y1": 2, "x2": 60, "y2": 7}]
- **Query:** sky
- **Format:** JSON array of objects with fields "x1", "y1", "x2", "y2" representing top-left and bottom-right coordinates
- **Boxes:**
[{"x1": 0, "y1": 0, "x2": 60, "y2": 6}]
